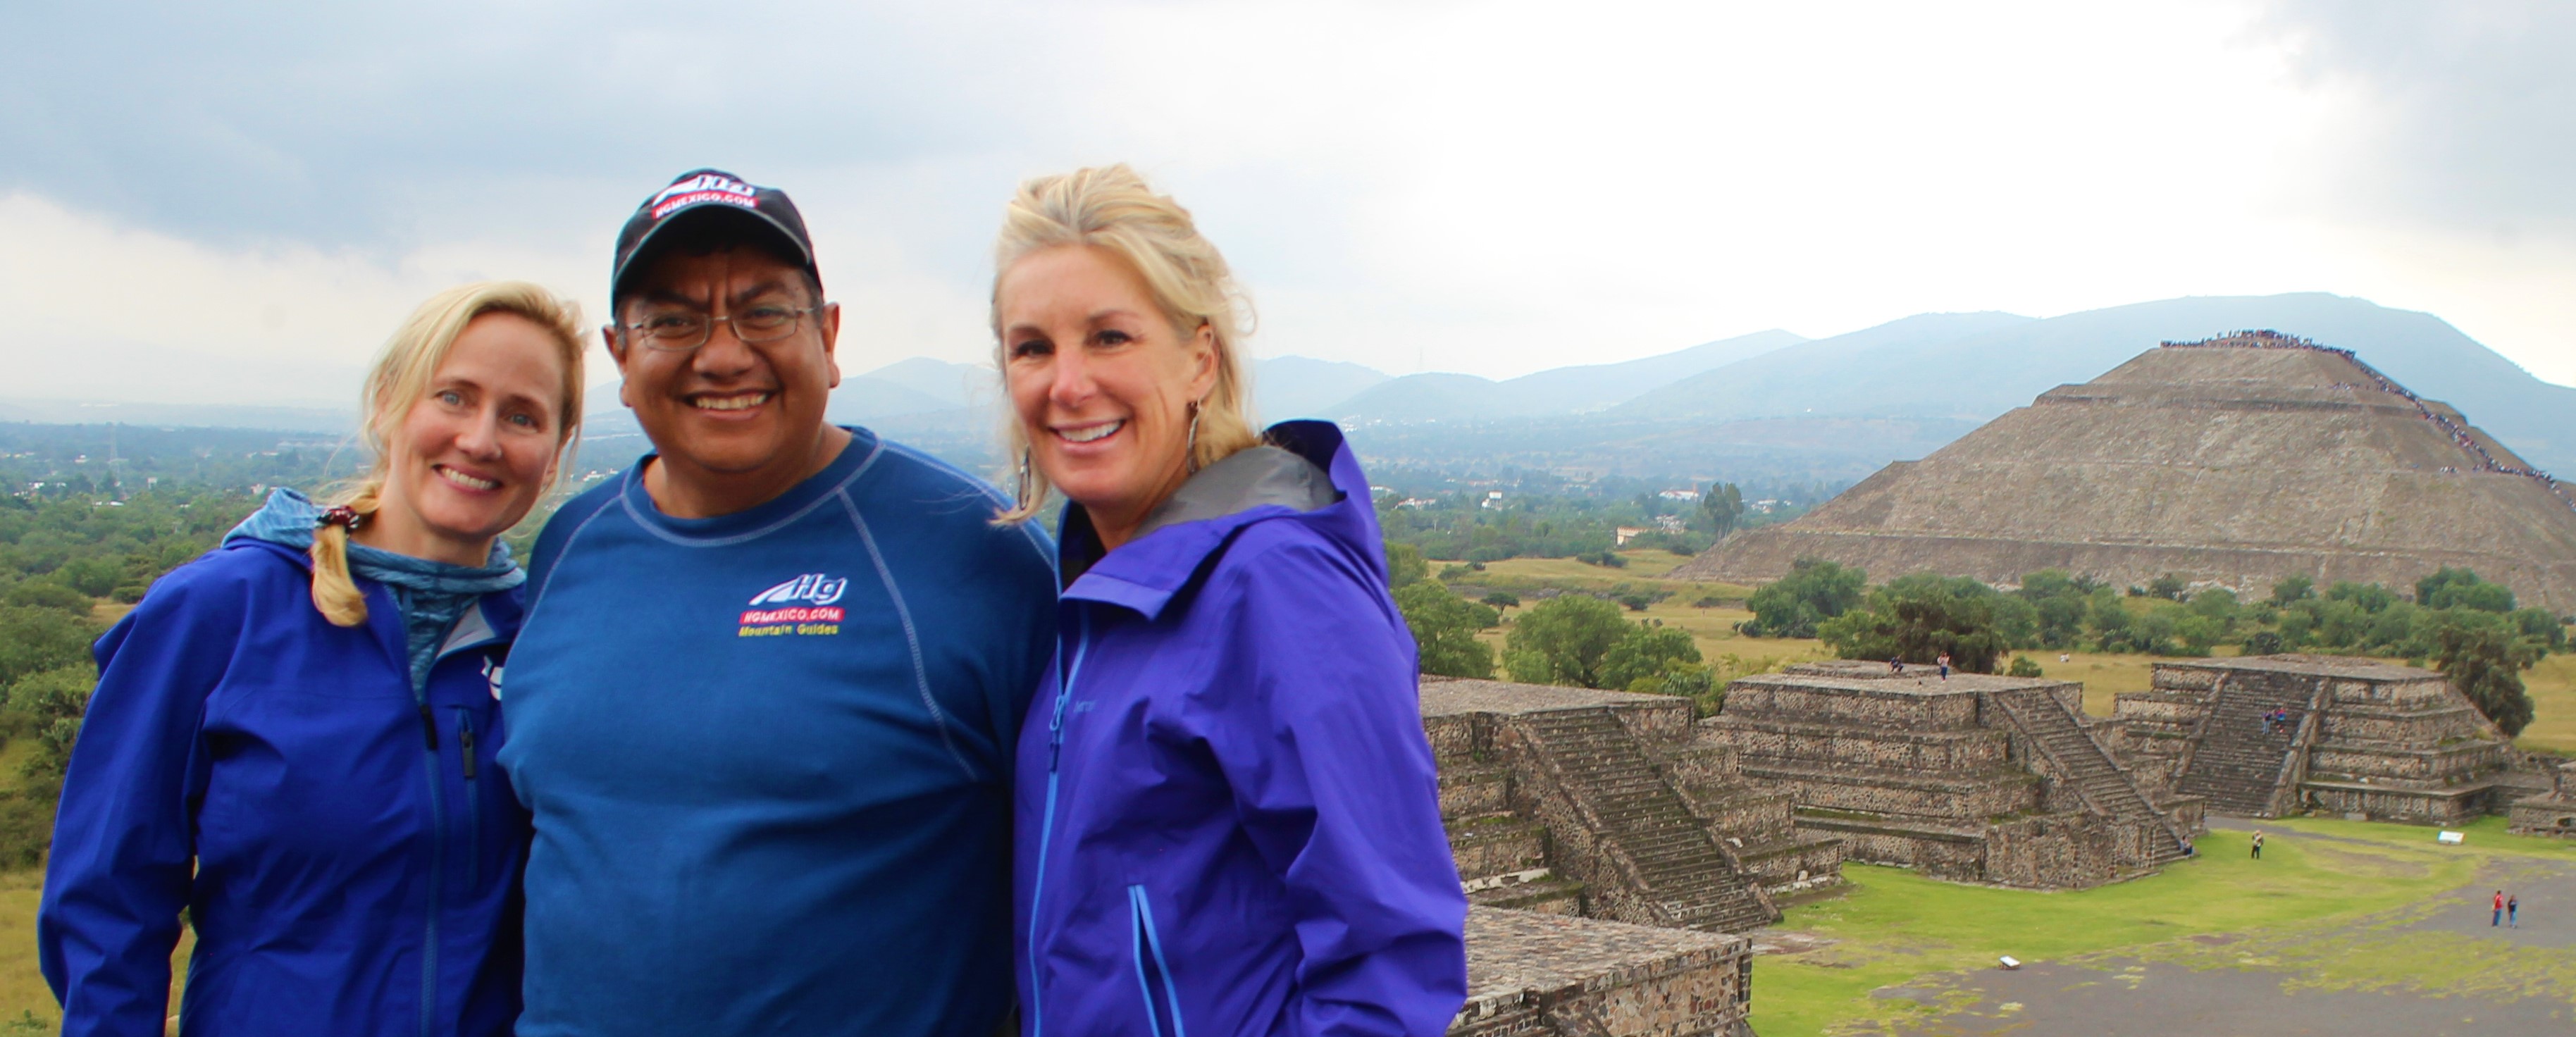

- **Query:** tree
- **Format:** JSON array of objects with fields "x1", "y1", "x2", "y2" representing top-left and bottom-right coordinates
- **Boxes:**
[
  {"x1": 1697, "y1": 483, "x2": 1746, "y2": 538},
  {"x1": 1504, "y1": 595, "x2": 1631, "y2": 687},
  {"x1": 0, "y1": 663, "x2": 94, "y2": 865},
  {"x1": 1394, "y1": 582, "x2": 1499, "y2": 679},
  {"x1": 2431, "y1": 615, "x2": 2540, "y2": 735},
  {"x1": 1816, "y1": 574, "x2": 2010, "y2": 672},
  {"x1": 1601, "y1": 624, "x2": 1703, "y2": 693},
  {"x1": 2017, "y1": 569, "x2": 2098, "y2": 649},
  {"x1": 2006, "y1": 655, "x2": 2045, "y2": 678},
  {"x1": 1740, "y1": 557, "x2": 1866, "y2": 638},
  {"x1": 2269, "y1": 574, "x2": 2315, "y2": 607},
  {"x1": 2509, "y1": 607, "x2": 2570, "y2": 652},
  {"x1": 2416, "y1": 566, "x2": 2515, "y2": 613},
  {"x1": 2145, "y1": 573, "x2": 2189, "y2": 602},
  {"x1": 1383, "y1": 541, "x2": 1428, "y2": 590},
  {"x1": 0, "y1": 605, "x2": 97, "y2": 690}
]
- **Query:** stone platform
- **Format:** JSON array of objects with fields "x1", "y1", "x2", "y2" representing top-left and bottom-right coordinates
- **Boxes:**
[
  {"x1": 1703, "y1": 663, "x2": 2200, "y2": 888},
  {"x1": 2112, "y1": 654, "x2": 2513, "y2": 824},
  {"x1": 1424, "y1": 679, "x2": 1842, "y2": 935},
  {"x1": 1451, "y1": 907, "x2": 1754, "y2": 1037}
]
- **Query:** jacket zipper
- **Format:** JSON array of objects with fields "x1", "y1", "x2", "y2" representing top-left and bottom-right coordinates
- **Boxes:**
[
  {"x1": 413, "y1": 678, "x2": 444, "y2": 1037},
  {"x1": 1026, "y1": 608, "x2": 1091, "y2": 1037},
  {"x1": 1127, "y1": 884, "x2": 1188, "y2": 1037},
  {"x1": 455, "y1": 709, "x2": 481, "y2": 890}
]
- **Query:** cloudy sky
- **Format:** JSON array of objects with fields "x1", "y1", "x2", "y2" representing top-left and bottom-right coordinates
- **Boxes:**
[{"x1": 4, "y1": 1, "x2": 2572, "y2": 406}]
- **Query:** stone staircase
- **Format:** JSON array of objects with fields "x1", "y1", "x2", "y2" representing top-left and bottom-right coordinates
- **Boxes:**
[
  {"x1": 1439, "y1": 763, "x2": 1585, "y2": 915},
  {"x1": 1514, "y1": 708, "x2": 1778, "y2": 933},
  {"x1": 1991, "y1": 688, "x2": 2191, "y2": 866},
  {"x1": 2174, "y1": 676, "x2": 2316, "y2": 817}
]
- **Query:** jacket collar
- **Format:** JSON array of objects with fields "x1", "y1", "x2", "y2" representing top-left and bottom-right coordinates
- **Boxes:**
[
  {"x1": 1058, "y1": 420, "x2": 1382, "y2": 621},
  {"x1": 221, "y1": 538, "x2": 526, "y2": 646}
]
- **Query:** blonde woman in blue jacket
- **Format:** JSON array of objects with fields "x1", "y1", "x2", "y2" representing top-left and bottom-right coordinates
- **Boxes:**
[{"x1": 41, "y1": 282, "x2": 583, "y2": 1037}]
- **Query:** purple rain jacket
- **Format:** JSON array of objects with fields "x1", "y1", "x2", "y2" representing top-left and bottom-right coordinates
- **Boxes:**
[{"x1": 1014, "y1": 421, "x2": 1469, "y2": 1037}]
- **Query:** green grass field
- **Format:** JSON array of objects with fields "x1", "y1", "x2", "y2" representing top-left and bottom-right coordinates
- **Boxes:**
[{"x1": 1757, "y1": 816, "x2": 2576, "y2": 1036}]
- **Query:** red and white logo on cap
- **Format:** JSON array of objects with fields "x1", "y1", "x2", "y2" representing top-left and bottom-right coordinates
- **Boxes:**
[{"x1": 650, "y1": 173, "x2": 759, "y2": 219}]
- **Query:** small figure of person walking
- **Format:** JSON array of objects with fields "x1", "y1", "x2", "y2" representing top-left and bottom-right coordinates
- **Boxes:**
[
  {"x1": 1888, "y1": 655, "x2": 1904, "y2": 675},
  {"x1": 2250, "y1": 830, "x2": 2265, "y2": 859},
  {"x1": 1937, "y1": 652, "x2": 1952, "y2": 681},
  {"x1": 2494, "y1": 890, "x2": 2506, "y2": 926},
  {"x1": 2508, "y1": 893, "x2": 2519, "y2": 929}
]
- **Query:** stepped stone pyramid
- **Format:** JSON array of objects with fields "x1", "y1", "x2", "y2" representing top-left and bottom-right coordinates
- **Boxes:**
[
  {"x1": 1424, "y1": 679, "x2": 1811, "y2": 1036},
  {"x1": 1703, "y1": 662, "x2": 2204, "y2": 888},
  {"x1": 1671, "y1": 332, "x2": 2576, "y2": 611},
  {"x1": 2112, "y1": 654, "x2": 2515, "y2": 824}
]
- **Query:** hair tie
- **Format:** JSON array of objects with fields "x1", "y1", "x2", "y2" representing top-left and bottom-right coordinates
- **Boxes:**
[{"x1": 318, "y1": 506, "x2": 368, "y2": 533}]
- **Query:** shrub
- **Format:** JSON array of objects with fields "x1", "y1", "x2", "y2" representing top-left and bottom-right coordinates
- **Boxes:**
[
  {"x1": 2006, "y1": 655, "x2": 2044, "y2": 678},
  {"x1": 1480, "y1": 591, "x2": 1521, "y2": 609}
]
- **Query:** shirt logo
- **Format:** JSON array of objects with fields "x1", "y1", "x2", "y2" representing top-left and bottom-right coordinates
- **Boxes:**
[
  {"x1": 740, "y1": 573, "x2": 848, "y2": 638},
  {"x1": 650, "y1": 173, "x2": 760, "y2": 219},
  {"x1": 750, "y1": 573, "x2": 847, "y2": 607}
]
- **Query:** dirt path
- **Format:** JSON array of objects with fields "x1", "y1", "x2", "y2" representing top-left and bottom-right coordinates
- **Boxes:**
[{"x1": 1893, "y1": 960, "x2": 2569, "y2": 1036}]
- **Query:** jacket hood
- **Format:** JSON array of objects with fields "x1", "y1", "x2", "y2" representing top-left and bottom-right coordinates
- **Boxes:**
[
  {"x1": 1058, "y1": 420, "x2": 1385, "y2": 619},
  {"x1": 224, "y1": 487, "x2": 329, "y2": 552}
]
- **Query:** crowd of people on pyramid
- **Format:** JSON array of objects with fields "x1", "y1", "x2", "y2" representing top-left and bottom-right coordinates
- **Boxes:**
[{"x1": 2161, "y1": 330, "x2": 2576, "y2": 516}]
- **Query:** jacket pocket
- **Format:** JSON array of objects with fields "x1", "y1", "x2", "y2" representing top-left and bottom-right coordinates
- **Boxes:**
[{"x1": 1127, "y1": 884, "x2": 1188, "y2": 1037}]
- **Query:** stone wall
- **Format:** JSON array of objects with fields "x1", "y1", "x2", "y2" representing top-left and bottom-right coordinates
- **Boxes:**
[{"x1": 1451, "y1": 908, "x2": 1754, "y2": 1037}]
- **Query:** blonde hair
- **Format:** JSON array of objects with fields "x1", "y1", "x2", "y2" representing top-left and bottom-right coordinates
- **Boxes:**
[
  {"x1": 311, "y1": 281, "x2": 588, "y2": 626},
  {"x1": 989, "y1": 164, "x2": 1261, "y2": 523}
]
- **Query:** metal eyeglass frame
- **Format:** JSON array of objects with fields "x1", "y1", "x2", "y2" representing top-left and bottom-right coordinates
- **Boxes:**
[{"x1": 614, "y1": 304, "x2": 827, "y2": 352}]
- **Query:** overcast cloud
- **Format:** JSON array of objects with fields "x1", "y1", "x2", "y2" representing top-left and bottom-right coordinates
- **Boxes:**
[{"x1": 3, "y1": 0, "x2": 2572, "y2": 406}]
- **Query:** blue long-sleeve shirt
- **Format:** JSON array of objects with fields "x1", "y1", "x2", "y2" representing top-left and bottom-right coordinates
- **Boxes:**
[{"x1": 500, "y1": 427, "x2": 1056, "y2": 1036}]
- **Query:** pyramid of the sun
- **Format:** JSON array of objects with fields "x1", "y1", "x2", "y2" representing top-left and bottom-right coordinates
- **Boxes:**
[{"x1": 1670, "y1": 331, "x2": 2576, "y2": 611}]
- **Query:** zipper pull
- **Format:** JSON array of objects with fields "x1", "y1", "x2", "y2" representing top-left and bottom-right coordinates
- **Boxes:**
[
  {"x1": 418, "y1": 704, "x2": 439, "y2": 750},
  {"x1": 459, "y1": 723, "x2": 478, "y2": 780}
]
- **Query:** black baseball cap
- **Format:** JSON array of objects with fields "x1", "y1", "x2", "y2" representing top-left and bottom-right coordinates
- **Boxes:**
[{"x1": 609, "y1": 168, "x2": 820, "y2": 306}]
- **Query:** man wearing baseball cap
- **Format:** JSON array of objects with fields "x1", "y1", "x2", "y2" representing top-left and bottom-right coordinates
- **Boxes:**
[{"x1": 497, "y1": 170, "x2": 1055, "y2": 1036}]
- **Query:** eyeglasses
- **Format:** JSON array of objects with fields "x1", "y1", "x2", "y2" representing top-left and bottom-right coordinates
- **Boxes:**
[{"x1": 616, "y1": 304, "x2": 824, "y2": 351}]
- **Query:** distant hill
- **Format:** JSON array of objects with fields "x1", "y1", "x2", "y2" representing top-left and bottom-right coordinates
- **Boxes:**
[
  {"x1": 861, "y1": 357, "x2": 989, "y2": 408},
  {"x1": 1323, "y1": 329, "x2": 1806, "y2": 422},
  {"x1": 1616, "y1": 294, "x2": 2576, "y2": 476},
  {"x1": 1618, "y1": 312, "x2": 2037, "y2": 418},
  {"x1": 1255, "y1": 356, "x2": 1392, "y2": 420}
]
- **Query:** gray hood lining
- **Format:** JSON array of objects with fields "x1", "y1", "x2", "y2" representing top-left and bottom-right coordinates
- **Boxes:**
[{"x1": 1132, "y1": 445, "x2": 1339, "y2": 540}]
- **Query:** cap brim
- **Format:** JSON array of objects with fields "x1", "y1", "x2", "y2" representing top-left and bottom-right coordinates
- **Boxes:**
[{"x1": 612, "y1": 204, "x2": 817, "y2": 304}]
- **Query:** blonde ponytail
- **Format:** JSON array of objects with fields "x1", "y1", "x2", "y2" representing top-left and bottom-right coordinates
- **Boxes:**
[{"x1": 309, "y1": 484, "x2": 383, "y2": 627}]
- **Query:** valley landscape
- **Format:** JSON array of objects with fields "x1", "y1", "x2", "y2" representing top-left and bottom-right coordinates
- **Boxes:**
[{"x1": 6, "y1": 290, "x2": 2576, "y2": 1036}]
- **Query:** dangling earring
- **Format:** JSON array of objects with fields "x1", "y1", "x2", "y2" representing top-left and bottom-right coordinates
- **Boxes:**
[
  {"x1": 1015, "y1": 447, "x2": 1036, "y2": 509},
  {"x1": 1185, "y1": 399, "x2": 1203, "y2": 473}
]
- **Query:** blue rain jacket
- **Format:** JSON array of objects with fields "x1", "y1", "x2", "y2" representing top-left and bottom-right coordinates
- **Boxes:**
[
  {"x1": 1015, "y1": 421, "x2": 1468, "y2": 1037},
  {"x1": 40, "y1": 539, "x2": 530, "y2": 1037}
]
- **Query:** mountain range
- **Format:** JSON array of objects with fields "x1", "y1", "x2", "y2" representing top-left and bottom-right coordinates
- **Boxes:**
[{"x1": 9, "y1": 292, "x2": 2570, "y2": 484}]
